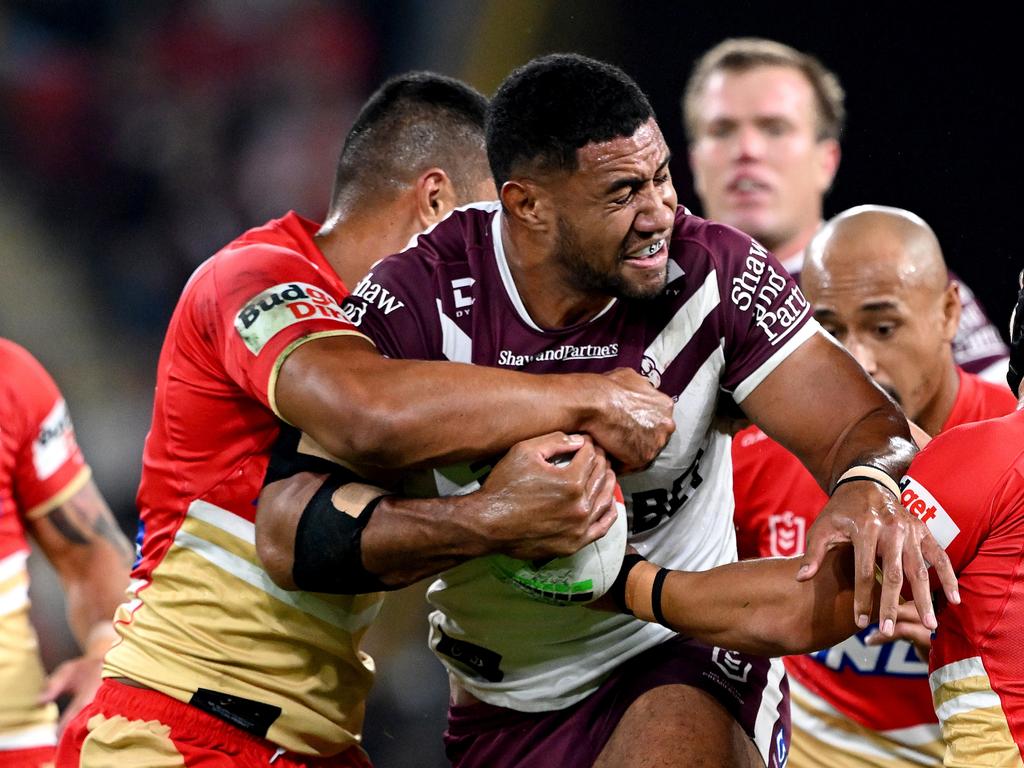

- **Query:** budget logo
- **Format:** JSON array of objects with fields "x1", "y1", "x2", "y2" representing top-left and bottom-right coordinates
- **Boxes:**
[
  {"x1": 898, "y1": 475, "x2": 961, "y2": 548},
  {"x1": 768, "y1": 511, "x2": 805, "y2": 558},
  {"x1": 32, "y1": 398, "x2": 76, "y2": 480},
  {"x1": 235, "y1": 282, "x2": 348, "y2": 354}
]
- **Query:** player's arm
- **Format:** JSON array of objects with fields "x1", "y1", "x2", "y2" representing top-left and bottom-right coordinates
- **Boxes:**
[
  {"x1": 613, "y1": 549, "x2": 864, "y2": 656},
  {"x1": 740, "y1": 332, "x2": 955, "y2": 634},
  {"x1": 27, "y1": 478, "x2": 133, "y2": 730},
  {"x1": 275, "y1": 335, "x2": 673, "y2": 474},
  {"x1": 257, "y1": 432, "x2": 619, "y2": 591}
]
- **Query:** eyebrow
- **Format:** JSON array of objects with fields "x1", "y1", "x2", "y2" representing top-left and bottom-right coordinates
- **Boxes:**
[
  {"x1": 603, "y1": 152, "x2": 672, "y2": 196},
  {"x1": 860, "y1": 300, "x2": 901, "y2": 313}
]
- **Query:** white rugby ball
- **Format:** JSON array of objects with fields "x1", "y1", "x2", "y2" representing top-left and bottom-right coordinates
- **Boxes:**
[{"x1": 487, "y1": 484, "x2": 628, "y2": 606}]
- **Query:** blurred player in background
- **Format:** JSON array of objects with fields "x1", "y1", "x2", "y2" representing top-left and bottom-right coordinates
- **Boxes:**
[
  {"x1": 684, "y1": 37, "x2": 1008, "y2": 381},
  {"x1": 56, "y1": 72, "x2": 671, "y2": 768},
  {"x1": 259, "y1": 54, "x2": 957, "y2": 768},
  {"x1": 1, "y1": 338, "x2": 132, "y2": 767},
  {"x1": 732, "y1": 206, "x2": 1015, "y2": 766}
]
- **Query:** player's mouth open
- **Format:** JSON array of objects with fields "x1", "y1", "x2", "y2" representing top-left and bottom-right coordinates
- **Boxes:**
[{"x1": 625, "y1": 239, "x2": 667, "y2": 267}]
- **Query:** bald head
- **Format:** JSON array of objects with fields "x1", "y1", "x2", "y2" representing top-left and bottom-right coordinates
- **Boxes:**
[
  {"x1": 802, "y1": 205, "x2": 961, "y2": 434},
  {"x1": 804, "y1": 205, "x2": 947, "y2": 298}
]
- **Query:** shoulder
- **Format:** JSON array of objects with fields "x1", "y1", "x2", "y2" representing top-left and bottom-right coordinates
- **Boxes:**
[
  {"x1": 0, "y1": 338, "x2": 57, "y2": 395},
  {"x1": 669, "y1": 209, "x2": 765, "y2": 271}
]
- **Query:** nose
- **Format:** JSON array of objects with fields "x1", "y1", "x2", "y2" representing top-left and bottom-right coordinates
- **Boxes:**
[
  {"x1": 845, "y1": 335, "x2": 878, "y2": 377},
  {"x1": 733, "y1": 125, "x2": 765, "y2": 161},
  {"x1": 634, "y1": 178, "x2": 677, "y2": 235}
]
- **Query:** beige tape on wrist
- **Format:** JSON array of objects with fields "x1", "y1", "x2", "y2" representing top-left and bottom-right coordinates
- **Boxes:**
[{"x1": 831, "y1": 464, "x2": 902, "y2": 499}]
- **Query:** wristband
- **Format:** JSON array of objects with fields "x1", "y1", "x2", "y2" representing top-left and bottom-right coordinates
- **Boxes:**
[
  {"x1": 650, "y1": 567, "x2": 670, "y2": 628},
  {"x1": 831, "y1": 464, "x2": 901, "y2": 500}
]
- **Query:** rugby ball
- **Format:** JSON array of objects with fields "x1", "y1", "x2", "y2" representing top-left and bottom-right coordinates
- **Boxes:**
[{"x1": 487, "y1": 484, "x2": 628, "y2": 606}]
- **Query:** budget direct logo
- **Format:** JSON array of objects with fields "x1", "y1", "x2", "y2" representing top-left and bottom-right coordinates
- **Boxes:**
[
  {"x1": 235, "y1": 282, "x2": 348, "y2": 354},
  {"x1": 898, "y1": 475, "x2": 961, "y2": 548}
]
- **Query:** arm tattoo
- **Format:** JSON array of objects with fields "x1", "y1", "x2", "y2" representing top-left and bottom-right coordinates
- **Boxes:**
[{"x1": 49, "y1": 484, "x2": 134, "y2": 566}]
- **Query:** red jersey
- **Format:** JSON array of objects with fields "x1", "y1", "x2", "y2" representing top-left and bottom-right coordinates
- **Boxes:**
[
  {"x1": 0, "y1": 339, "x2": 91, "y2": 750},
  {"x1": 904, "y1": 409, "x2": 1024, "y2": 763},
  {"x1": 732, "y1": 369, "x2": 1015, "y2": 762},
  {"x1": 103, "y1": 212, "x2": 383, "y2": 757}
]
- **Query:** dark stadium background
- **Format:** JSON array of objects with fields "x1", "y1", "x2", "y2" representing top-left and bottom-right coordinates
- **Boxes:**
[{"x1": 2, "y1": 3, "x2": 1016, "y2": 766}]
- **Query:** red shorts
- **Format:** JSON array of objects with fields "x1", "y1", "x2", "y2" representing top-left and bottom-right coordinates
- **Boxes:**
[
  {"x1": 0, "y1": 746, "x2": 55, "y2": 768},
  {"x1": 56, "y1": 680, "x2": 372, "y2": 768}
]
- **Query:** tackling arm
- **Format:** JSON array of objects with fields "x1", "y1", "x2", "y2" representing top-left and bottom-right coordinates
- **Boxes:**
[
  {"x1": 621, "y1": 550, "x2": 864, "y2": 657},
  {"x1": 275, "y1": 335, "x2": 674, "y2": 473}
]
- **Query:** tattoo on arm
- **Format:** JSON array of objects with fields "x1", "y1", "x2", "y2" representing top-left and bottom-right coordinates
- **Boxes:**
[{"x1": 47, "y1": 483, "x2": 134, "y2": 566}]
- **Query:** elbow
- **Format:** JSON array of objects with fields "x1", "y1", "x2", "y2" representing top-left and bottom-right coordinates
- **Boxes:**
[
  {"x1": 255, "y1": 531, "x2": 300, "y2": 591},
  {"x1": 311, "y1": 391, "x2": 415, "y2": 469}
]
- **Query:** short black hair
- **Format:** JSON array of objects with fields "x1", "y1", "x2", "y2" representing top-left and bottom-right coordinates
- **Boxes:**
[
  {"x1": 330, "y1": 72, "x2": 489, "y2": 212},
  {"x1": 486, "y1": 53, "x2": 655, "y2": 189}
]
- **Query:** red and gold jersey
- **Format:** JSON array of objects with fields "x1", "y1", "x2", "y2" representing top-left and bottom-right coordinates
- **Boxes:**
[
  {"x1": 0, "y1": 338, "x2": 91, "y2": 750},
  {"x1": 103, "y1": 212, "x2": 383, "y2": 757},
  {"x1": 903, "y1": 409, "x2": 1024, "y2": 764},
  {"x1": 732, "y1": 369, "x2": 1015, "y2": 763}
]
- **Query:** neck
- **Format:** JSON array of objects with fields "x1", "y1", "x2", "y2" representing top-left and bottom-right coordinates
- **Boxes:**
[
  {"x1": 315, "y1": 201, "x2": 417, "y2": 289},
  {"x1": 501, "y1": 217, "x2": 611, "y2": 329},
  {"x1": 915, "y1": 360, "x2": 961, "y2": 437}
]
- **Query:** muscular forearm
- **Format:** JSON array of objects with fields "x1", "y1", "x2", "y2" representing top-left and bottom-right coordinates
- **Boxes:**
[
  {"x1": 743, "y1": 334, "x2": 915, "y2": 490},
  {"x1": 626, "y1": 551, "x2": 862, "y2": 656},
  {"x1": 276, "y1": 336, "x2": 671, "y2": 472}
]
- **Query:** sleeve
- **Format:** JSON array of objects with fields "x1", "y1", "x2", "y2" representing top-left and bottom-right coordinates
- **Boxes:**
[
  {"x1": 899, "y1": 421, "x2": 1004, "y2": 575},
  {"x1": 340, "y1": 250, "x2": 446, "y2": 361},
  {"x1": 5, "y1": 345, "x2": 91, "y2": 520},
  {"x1": 195, "y1": 244, "x2": 369, "y2": 412},
  {"x1": 713, "y1": 232, "x2": 821, "y2": 402}
]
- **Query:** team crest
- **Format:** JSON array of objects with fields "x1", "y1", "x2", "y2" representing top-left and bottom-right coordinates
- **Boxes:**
[{"x1": 768, "y1": 510, "x2": 805, "y2": 558}]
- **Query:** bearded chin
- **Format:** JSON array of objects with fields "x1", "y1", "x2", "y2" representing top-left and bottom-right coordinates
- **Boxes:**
[{"x1": 553, "y1": 218, "x2": 666, "y2": 301}]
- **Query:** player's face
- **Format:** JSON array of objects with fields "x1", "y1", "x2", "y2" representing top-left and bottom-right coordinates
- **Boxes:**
[
  {"x1": 549, "y1": 118, "x2": 677, "y2": 301},
  {"x1": 803, "y1": 252, "x2": 955, "y2": 423},
  {"x1": 689, "y1": 66, "x2": 838, "y2": 256}
]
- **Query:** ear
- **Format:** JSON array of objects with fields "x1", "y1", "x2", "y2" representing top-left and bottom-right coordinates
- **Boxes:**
[
  {"x1": 499, "y1": 178, "x2": 552, "y2": 233},
  {"x1": 414, "y1": 168, "x2": 458, "y2": 229},
  {"x1": 940, "y1": 279, "x2": 962, "y2": 343},
  {"x1": 815, "y1": 138, "x2": 841, "y2": 194}
]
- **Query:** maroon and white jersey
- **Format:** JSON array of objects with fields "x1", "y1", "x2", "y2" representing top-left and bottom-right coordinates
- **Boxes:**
[{"x1": 343, "y1": 201, "x2": 819, "y2": 711}]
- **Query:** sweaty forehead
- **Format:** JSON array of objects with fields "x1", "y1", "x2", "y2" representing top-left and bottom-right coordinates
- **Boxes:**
[
  {"x1": 804, "y1": 249, "x2": 923, "y2": 311},
  {"x1": 576, "y1": 119, "x2": 667, "y2": 175}
]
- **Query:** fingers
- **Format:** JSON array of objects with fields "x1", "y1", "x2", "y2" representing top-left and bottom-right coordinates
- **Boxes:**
[
  {"x1": 899, "y1": 530, "x2": 937, "y2": 633},
  {"x1": 39, "y1": 661, "x2": 74, "y2": 704},
  {"x1": 921, "y1": 534, "x2": 960, "y2": 605},
  {"x1": 583, "y1": 468, "x2": 619, "y2": 542},
  {"x1": 873, "y1": 516, "x2": 906, "y2": 635},
  {"x1": 851, "y1": 517, "x2": 883, "y2": 628},
  {"x1": 529, "y1": 431, "x2": 586, "y2": 463}
]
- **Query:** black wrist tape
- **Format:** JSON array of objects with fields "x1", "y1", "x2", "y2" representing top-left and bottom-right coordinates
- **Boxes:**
[
  {"x1": 609, "y1": 553, "x2": 648, "y2": 615},
  {"x1": 651, "y1": 567, "x2": 670, "y2": 628},
  {"x1": 292, "y1": 472, "x2": 392, "y2": 594}
]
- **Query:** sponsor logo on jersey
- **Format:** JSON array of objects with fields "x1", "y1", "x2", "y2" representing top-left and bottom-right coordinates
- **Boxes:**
[
  {"x1": 712, "y1": 647, "x2": 752, "y2": 683},
  {"x1": 898, "y1": 475, "x2": 961, "y2": 548},
  {"x1": 351, "y1": 271, "x2": 406, "y2": 315},
  {"x1": 640, "y1": 355, "x2": 662, "y2": 388},
  {"x1": 808, "y1": 625, "x2": 928, "y2": 676},
  {"x1": 234, "y1": 282, "x2": 347, "y2": 355},
  {"x1": 32, "y1": 398, "x2": 75, "y2": 480},
  {"x1": 768, "y1": 511, "x2": 805, "y2": 558},
  {"x1": 729, "y1": 240, "x2": 810, "y2": 345},
  {"x1": 496, "y1": 343, "x2": 619, "y2": 368}
]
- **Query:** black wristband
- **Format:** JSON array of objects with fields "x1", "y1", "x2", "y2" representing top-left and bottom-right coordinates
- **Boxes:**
[
  {"x1": 609, "y1": 553, "x2": 648, "y2": 614},
  {"x1": 651, "y1": 567, "x2": 670, "y2": 628}
]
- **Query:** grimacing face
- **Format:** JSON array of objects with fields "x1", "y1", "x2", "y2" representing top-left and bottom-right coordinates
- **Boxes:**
[
  {"x1": 689, "y1": 65, "x2": 838, "y2": 256},
  {"x1": 548, "y1": 118, "x2": 678, "y2": 301},
  {"x1": 804, "y1": 263, "x2": 954, "y2": 423}
]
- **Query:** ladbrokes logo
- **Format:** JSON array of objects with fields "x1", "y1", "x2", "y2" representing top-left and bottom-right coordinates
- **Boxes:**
[
  {"x1": 234, "y1": 282, "x2": 348, "y2": 355},
  {"x1": 898, "y1": 475, "x2": 961, "y2": 548}
]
